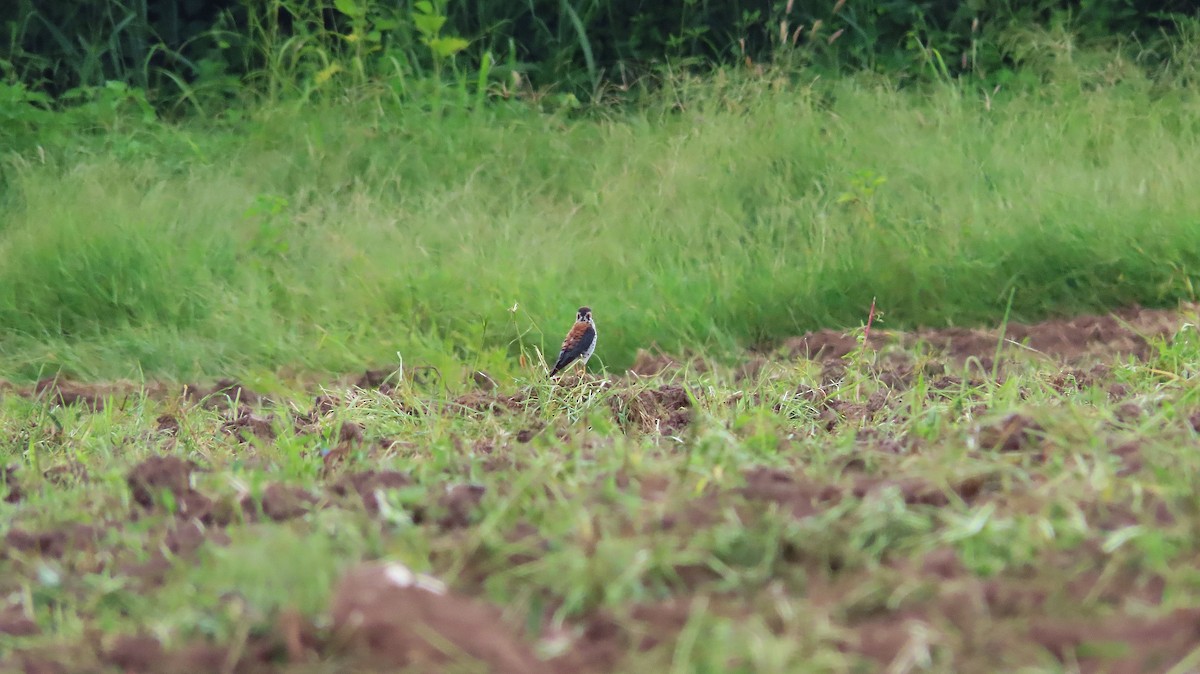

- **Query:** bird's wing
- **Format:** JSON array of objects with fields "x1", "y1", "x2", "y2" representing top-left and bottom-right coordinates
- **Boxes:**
[{"x1": 552, "y1": 322, "x2": 596, "y2": 371}]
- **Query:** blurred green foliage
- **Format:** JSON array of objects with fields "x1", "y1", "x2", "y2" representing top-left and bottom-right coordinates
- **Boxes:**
[{"x1": 4, "y1": 0, "x2": 1198, "y2": 108}]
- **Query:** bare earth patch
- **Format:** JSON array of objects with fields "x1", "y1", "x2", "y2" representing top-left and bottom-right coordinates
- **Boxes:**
[{"x1": 4, "y1": 303, "x2": 1200, "y2": 672}]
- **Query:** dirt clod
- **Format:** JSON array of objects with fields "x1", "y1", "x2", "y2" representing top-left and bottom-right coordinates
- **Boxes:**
[
  {"x1": 34, "y1": 377, "x2": 106, "y2": 411},
  {"x1": 785, "y1": 330, "x2": 880, "y2": 361},
  {"x1": 978, "y1": 413, "x2": 1043, "y2": 452},
  {"x1": 102, "y1": 634, "x2": 164, "y2": 671},
  {"x1": 473, "y1": 370, "x2": 498, "y2": 390},
  {"x1": 155, "y1": 414, "x2": 180, "y2": 435},
  {"x1": 184, "y1": 378, "x2": 262, "y2": 410},
  {"x1": 4, "y1": 524, "x2": 97, "y2": 559},
  {"x1": 438, "y1": 484, "x2": 485, "y2": 529},
  {"x1": 331, "y1": 470, "x2": 414, "y2": 515},
  {"x1": 610, "y1": 385, "x2": 693, "y2": 433},
  {"x1": 127, "y1": 456, "x2": 197, "y2": 508},
  {"x1": 220, "y1": 407, "x2": 276, "y2": 441},
  {"x1": 628, "y1": 349, "x2": 679, "y2": 377},
  {"x1": 2, "y1": 465, "x2": 22, "y2": 503},
  {"x1": 1029, "y1": 608, "x2": 1200, "y2": 673},
  {"x1": 42, "y1": 461, "x2": 88, "y2": 486},
  {"x1": 243, "y1": 483, "x2": 317, "y2": 522},
  {"x1": 329, "y1": 561, "x2": 552, "y2": 674},
  {"x1": 355, "y1": 368, "x2": 396, "y2": 394},
  {"x1": 0, "y1": 606, "x2": 39, "y2": 636},
  {"x1": 1111, "y1": 441, "x2": 1144, "y2": 475},
  {"x1": 741, "y1": 468, "x2": 840, "y2": 519}
]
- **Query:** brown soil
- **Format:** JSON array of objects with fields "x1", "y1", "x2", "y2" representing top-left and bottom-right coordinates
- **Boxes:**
[
  {"x1": 126, "y1": 456, "x2": 198, "y2": 509},
  {"x1": 185, "y1": 378, "x2": 264, "y2": 409},
  {"x1": 436, "y1": 483, "x2": 486, "y2": 529},
  {"x1": 4, "y1": 524, "x2": 99, "y2": 560},
  {"x1": 329, "y1": 469, "x2": 414, "y2": 515},
  {"x1": 853, "y1": 473, "x2": 990, "y2": 506},
  {"x1": 354, "y1": 367, "x2": 397, "y2": 392},
  {"x1": 101, "y1": 634, "x2": 164, "y2": 671},
  {"x1": 977, "y1": 413, "x2": 1044, "y2": 453},
  {"x1": 784, "y1": 304, "x2": 1191, "y2": 371},
  {"x1": 42, "y1": 461, "x2": 88, "y2": 486},
  {"x1": 2, "y1": 464, "x2": 22, "y2": 503},
  {"x1": 125, "y1": 456, "x2": 227, "y2": 526},
  {"x1": 610, "y1": 385, "x2": 693, "y2": 433},
  {"x1": 5, "y1": 303, "x2": 1200, "y2": 674},
  {"x1": 454, "y1": 389, "x2": 524, "y2": 416},
  {"x1": 327, "y1": 561, "x2": 553, "y2": 674},
  {"x1": 33, "y1": 376, "x2": 110, "y2": 411},
  {"x1": 1030, "y1": 608, "x2": 1200, "y2": 674},
  {"x1": 1110, "y1": 441, "x2": 1144, "y2": 475},
  {"x1": 627, "y1": 349, "x2": 680, "y2": 377},
  {"x1": 0, "y1": 606, "x2": 39, "y2": 637},
  {"x1": 739, "y1": 468, "x2": 841, "y2": 519},
  {"x1": 242, "y1": 484, "x2": 318, "y2": 522},
  {"x1": 221, "y1": 407, "x2": 277, "y2": 441},
  {"x1": 112, "y1": 518, "x2": 233, "y2": 592}
]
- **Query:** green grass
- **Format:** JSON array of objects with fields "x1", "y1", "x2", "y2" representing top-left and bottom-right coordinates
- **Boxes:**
[
  {"x1": 4, "y1": 319, "x2": 1200, "y2": 671},
  {"x1": 2, "y1": 56, "x2": 1200, "y2": 384}
]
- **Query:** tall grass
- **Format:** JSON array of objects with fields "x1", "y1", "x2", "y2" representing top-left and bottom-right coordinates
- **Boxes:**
[{"x1": 2, "y1": 56, "x2": 1200, "y2": 383}]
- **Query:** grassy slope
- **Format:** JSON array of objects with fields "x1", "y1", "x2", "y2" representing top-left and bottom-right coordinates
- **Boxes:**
[{"x1": 2, "y1": 64, "x2": 1199, "y2": 383}]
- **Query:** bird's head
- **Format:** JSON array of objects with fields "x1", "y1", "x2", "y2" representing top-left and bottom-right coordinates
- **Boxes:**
[{"x1": 576, "y1": 306, "x2": 593, "y2": 323}]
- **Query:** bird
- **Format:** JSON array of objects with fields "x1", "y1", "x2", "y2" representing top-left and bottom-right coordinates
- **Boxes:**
[{"x1": 549, "y1": 306, "x2": 597, "y2": 378}]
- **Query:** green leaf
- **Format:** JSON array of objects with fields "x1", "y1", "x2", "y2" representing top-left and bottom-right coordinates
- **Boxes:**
[
  {"x1": 427, "y1": 36, "x2": 468, "y2": 58},
  {"x1": 414, "y1": 0, "x2": 434, "y2": 14},
  {"x1": 334, "y1": 0, "x2": 364, "y2": 18},
  {"x1": 413, "y1": 13, "x2": 446, "y2": 38}
]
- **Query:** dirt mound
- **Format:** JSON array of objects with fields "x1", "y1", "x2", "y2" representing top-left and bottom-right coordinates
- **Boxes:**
[
  {"x1": 552, "y1": 600, "x2": 698, "y2": 673},
  {"x1": 328, "y1": 561, "x2": 552, "y2": 674},
  {"x1": 92, "y1": 628, "x2": 290, "y2": 674},
  {"x1": 610, "y1": 385, "x2": 693, "y2": 433},
  {"x1": 784, "y1": 304, "x2": 1193, "y2": 369},
  {"x1": 126, "y1": 456, "x2": 196, "y2": 507},
  {"x1": 126, "y1": 456, "x2": 214, "y2": 521},
  {"x1": 1030, "y1": 608, "x2": 1200, "y2": 674},
  {"x1": 627, "y1": 349, "x2": 680, "y2": 377},
  {"x1": 118, "y1": 525, "x2": 229, "y2": 592},
  {"x1": 454, "y1": 390, "x2": 524, "y2": 416},
  {"x1": 436, "y1": 483, "x2": 486, "y2": 529},
  {"x1": 42, "y1": 461, "x2": 88, "y2": 486},
  {"x1": 2, "y1": 465, "x2": 22, "y2": 503},
  {"x1": 784, "y1": 330, "x2": 883, "y2": 361},
  {"x1": 33, "y1": 377, "x2": 112, "y2": 411},
  {"x1": 977, "y1": 413, "x2": 1044, "y2": 453},
  {"x1": 184, "y1": 378, "x2": 264, "y2": 409},
  {"x1": 4, "y1": 524, "x2": 98, "y2": 559},
  {"x1": 100, "y1": 634, "x2": 164, "y2": 672},
  {"x1": 330, "y1": 470, "x2": 414, "y2": 515},
  {"x1": 220, "y1": 406, "x2": 277, "y2": 441},
  {"x1": 739, "y1": 467, "x2": 991, "y2": 520},
  {"x1": 852, "y1": 474, "x2": 990, "y2": 506},
  {"x1": 241, "y1": 484, "x2": 318, "y2": 522},
  {"x1": 0, "y1": 606, "x2": 39, "y2": 637},
  {"x1": 740, "y1": 468, "x2": 841, "y2": 519}
]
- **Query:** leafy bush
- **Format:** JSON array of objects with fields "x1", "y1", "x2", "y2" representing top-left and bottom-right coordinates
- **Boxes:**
[{"x1": 4, "y1": 0, "x2": 1199, "y2": 110}]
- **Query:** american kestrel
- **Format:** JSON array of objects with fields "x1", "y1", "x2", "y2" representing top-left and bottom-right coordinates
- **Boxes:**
[{"x1": 549, "y1": 306, "x2": 597, "y2": 378}]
